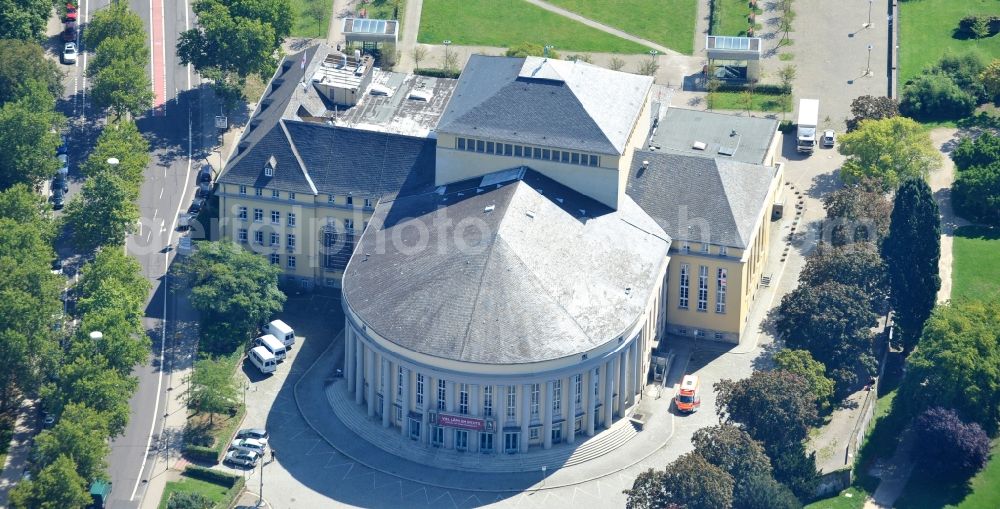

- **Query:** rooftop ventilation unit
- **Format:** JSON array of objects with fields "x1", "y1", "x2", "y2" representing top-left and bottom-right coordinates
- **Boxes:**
[
  {"x1": 718, "y1": 146, "x2": 736, "y2": 156},
  {"x1": 408, "y1": 89, "x2": 432, "y2": 101},
  {"x1": 692, "y1": 141, "x2": 707, "y2": 150}
]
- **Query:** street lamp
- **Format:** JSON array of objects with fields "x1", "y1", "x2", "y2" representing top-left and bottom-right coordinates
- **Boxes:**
[
  {"x1": 865, "y1": 0, "x2": 873, "y2": 28},
  {"x1": 443, "y1": 39, "x2": 451, "y2": 71},
  {"x1": 865, "y1": 44, "x2": 873, "y2": 76}
]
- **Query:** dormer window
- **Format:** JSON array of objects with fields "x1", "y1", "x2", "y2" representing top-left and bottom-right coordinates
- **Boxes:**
[{"x1": 264, "y1": 156, "x2": 277, "y2": 177}]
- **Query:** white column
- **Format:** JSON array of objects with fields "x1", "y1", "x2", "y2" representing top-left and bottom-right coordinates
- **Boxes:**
[
  {"x1": 421, "y1": 375, "x2": 431, "y2": 446},
  {"x1": 497, "y1": 385, "x2": 506, "y2": 422},
  {"x1": 345, "y1": 327, "x2": 354, "y2": 393},
  {"x1": 520, "y1": 383, "x2": 530, "y2": 453},
  {"x1": 603, "y1": 360, "x2": 614, "y2": 428},
  {"x1": 567, "y1": 374, "x2": 576, "y2": 444},
  {"x1": 586, "y1": 368, "x2": 597, "y2": 436},
  {"x1": 631, "y1": 341, "x2": 640, "y2": 404},
  {"x1": 400, "y1": 367, "x2": 410, "y2": 437},
  {"x1": 366, "y1": 349, "x2": 376, "y2": 417},
  {"x1": 618, "y1": 350, "x2": 628, "y2": 417},
  {"x1": 381, "y1": 358, "x2": 391, "y2": 428},
  {"x1": 470, "y1": 385, "x2": 480, "y2": 452},
  {"x1": 445, "y1": 381, "x2": 455, "y2": 448},
  {"x1": 543, "y1": 381, "x2": 553, "y2": 449},
  {"x1": 354, "y1": 336, "x2": 365, "y2": 405}
]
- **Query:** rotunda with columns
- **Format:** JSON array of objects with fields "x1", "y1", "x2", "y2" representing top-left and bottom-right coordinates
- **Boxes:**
[{"x1": 340, "y1": 169, "x2": 670, "y2": 457}]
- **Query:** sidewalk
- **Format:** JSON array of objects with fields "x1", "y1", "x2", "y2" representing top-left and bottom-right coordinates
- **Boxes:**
[{"x1": 0, "y1": 399, "x2": 38, "y2": 507}]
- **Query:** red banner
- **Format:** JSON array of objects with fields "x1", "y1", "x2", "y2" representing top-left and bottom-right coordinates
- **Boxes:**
[{"x1": 437, "y1": 413, "x2": 485, "y2": 431}]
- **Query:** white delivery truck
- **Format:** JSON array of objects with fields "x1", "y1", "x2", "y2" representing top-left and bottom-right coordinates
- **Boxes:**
[{"x1": 796, "y1": 98, "x2": 820, "y2": 154}]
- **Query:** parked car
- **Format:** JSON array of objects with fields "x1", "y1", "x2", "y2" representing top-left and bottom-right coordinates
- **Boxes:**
[
  {"x1": 62, "y1": 42, "x2": 77, "y2": 64},
  {"x1": 63, "y1": 3, "x2": 77, "y2": 21},
  {"x1": 42, "y1": 413, "x2": 55, "y2": 428},
  {"x1": 822, "y1": 129, "x2": 836, "y2": 148},
  {"x1": 189, "y1": 198, "x2": 204, "y2": 215},
  {"x1": 230, "y1": 438, "x2": 267, "y2": 455},
  {"x1": 196, "y1": 181, "x2": 211, "y2": 198},
  {"x1": 51, "y1": 188, "x2": 65, "y2": 210},
  {"x1": 235, "y1": 428, "x2": 269, "y2": 443},
  {"x1": 57, "y1": 135, "x2": 68, "y2": 155},
  {"x1": 62, "y1": 21, "x2": 77, "y2": 42},
  {"x1": 197, "y1": 165, "x2": 212, "y2": 184},
  {"x1": 224, "y1": 450, "x2": 260, "y2": 468},
  {"x1": 53, "y1": 174, "x2": 68, "y2": 193}
]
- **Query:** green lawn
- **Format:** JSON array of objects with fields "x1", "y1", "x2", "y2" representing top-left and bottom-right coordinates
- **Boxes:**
[
  {"x1": 804, "y1": 487, "x2": 868, "y2": 509},
  {"x1": 895, "y1": 440, "x2": 1000, "y2": 509},
  {"x1": 290, "y1": 0, "x2": 331, "y2": 38},
  {"x1": 708, "y1": 90, "x2": 788, "y2": 112},
  {"x1": 418, "y1": 0, "x2": 651, "y2": 54},
  {"x1": 951, "y1": 226, "x2": 1000, "y2": 303},
  {"x1": 899, "y1": 0, "x2": 1000, "y2": 85},
  {"x1": 543, "y1": 0, "x2": 697, "y2": 54},
  {"x1": 157, "y1": 475, "x2": 230, "y2": 509},
  {"x1": 712, "y1": 0, "x2": 754, "y2": 37}
]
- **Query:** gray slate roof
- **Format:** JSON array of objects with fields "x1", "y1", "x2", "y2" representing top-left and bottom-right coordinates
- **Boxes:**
[
  {"x1": 626, "y1": 151, "x2": 777, "y2": 249},
  {"x1": 646, "y1": 108, "x2": 779, "y2": 165},
  {"x1": 437, "y1": 55, "x2": 653, "y2": 155},
  {"x1": 343, "y1": 169, "x2": 671, "y2": 365}
]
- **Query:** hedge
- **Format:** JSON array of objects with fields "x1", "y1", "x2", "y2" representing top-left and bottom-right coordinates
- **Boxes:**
[
  {"x1": 414, "y1": 67, "x2": 461, "y2": 79},
  {"x1": 182, "y1": 465, "x2": 241, "y2": 488},
  {"x1": 716, "y1": 82, "x2": 787, "y2": 95},
  {"x1": 182, "y1": 445, "x2": 221, "y2": 464}
]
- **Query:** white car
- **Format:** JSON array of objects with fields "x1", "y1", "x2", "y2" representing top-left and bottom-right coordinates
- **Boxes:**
[
  {"x1": 224, "y1": 449, "x2": 260, "y2": 468},
  {"x1": 822, "y1": 129, "x2": 836, "y2": 148},
  {"x1": 62, "y1": 42, "x2": 77, "y2": 64},
  {"x1": 230, "y1": 438, "x2": 267, "y2": 455}
]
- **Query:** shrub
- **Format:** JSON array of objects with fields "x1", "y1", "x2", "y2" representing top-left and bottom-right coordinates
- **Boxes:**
[
  {"x1": 900, "y1": 74, "x2": 975, "y2": 121},
  {"x1": 167, "y1": 492, "x2": 212, "y2": 509},
  {"x1": 182, "y1": 444, "x2": 221, "y2": 464},
  {"x1": 182, "y1": 465, "x2": 241, "y2": 488},
  {"x1": 953, "y1": 161, "x2": 1000, "y2": 225},
  {"x1": 951, "y1": 132, "x2": 1000, "y2": 172},
  {"x1": 958, "y1": 15, "x2": 1000, "y2": 38},
  {"x1": 912, "y1": 407, "x2": 991, "y2": 479},
  {"x1": 413, "y1": 67, "x2": 461, "y2": 79}
]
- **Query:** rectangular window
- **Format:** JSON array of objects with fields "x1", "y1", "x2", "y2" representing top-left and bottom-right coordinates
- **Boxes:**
[
  {"x1": 328, "y1": 194, "x2": 335, "y2": 204},
  {"x1": 287, "y1": 255, "x2": 296, "y2": 268},
  {"x1": 287, "y1": 213, "x2": 296, "y2": 227},
  {"x1": 514, "y1": 145, "x2": 523, "y2": 157},
  {"x1": 681, "y1": 242, "x2": 690, "y2": 253},
  {"x1": 269, "y1": 253, "x2": 279, "y2": 265},
  {"x1": 459, "y1": 384, "x2": 469, "y2": 415},
  {"x1": 238, "y1": 229, "x2": 248, "y2": 243},
  {"x1": 254, "y1": 231, "x2": 264, "y2": 245},
  {"x1": 437, "y1": 380, "x2": 446, "y2": 411},
  {"x1": 346, "y1": 196, "x2": 353, "y2": 206},
  {"x1": 483, "y1": 386, "x2": 493, "y2": 417},
  {"x1": 719, "y1": 246, "x2": 728, "y2": 257},
  {"x1": 698, "y1": 265, "x2": 709, "y2": 312},
  {"x1": 593, "y1": 367, "x2": 600, "y2": 398},
  {"x1": 239, "y1": 185, "x2": 247, "y2": 195},
  {"x1": 253, "y1": 209, "x2": 263, "y2": 223},
  {"x1": 589, "y1": 155, "x2": 599, "y2": 167},
  {"x1": 287, "y1": 234, "x2": 296, "y2": 250},
  {"x1": 397, "y1": 367, "x2": 404, "y2": 398},
  {"x1": 270, "y1": 232, "x2": 279, "y2": 246},
  {"x1": 679, "y1": 264, "x2": 690, "y2": 309},
  {"x1": 289, "y1": 192, "x2": 295, "y2": 201},
  {"x1": 503, "y1": 144, "x2": 512, "y2": 156},
  {"x1": 476, "y1": 140, "x2": 485, "y2": 153},
  {"x1": 530, "y1": 383, "x2": 540, "y2": 417},
  {"x1": 432, "y1": 426, "x2": 443, "y2": 446},
  {"x1": 364, "y1": 198, "x2": 373, "y2": 208},
  {"x1": 574, "y1": 374, "x2": 583, "y2": 406},
  {"x1": 701, "y1": 243, "x2": 710, "y2": 253},
  {"x1": 486, "y1": 141, "x2": 494, "y2": 154},
  {"x1": 238, "y1": 206, "x2": 247, "y2": 220},
  {"x1": 457, "y1": 138, "x2": 466, "y2": 150},
  {"x1": 541, "y1": 149, "x2": 550, "y2": 160},
  {"x1": 532, "y1": 147, "x2": 542, "y2": 159},
  {"x1": 271, "y1": 210, "x2": 280, "y2": 224},
  {"x1": 455, "y1": 429, "x2": 468, "y2": 451},
  {"x1": 716, "y1": 268, "x2": 727, "y2": 313},
  {"x1": 506, "y1": 386, "x2": 516, "y2": 420},
  {"x1": 271, "y1": 189, "x2": 279, "y2": 198},
  {"x1": 571, "y1": 153, "x2": 580, "y2": 164},
  {"x1": 416, "y1": 374, "x2": 425, "y2": 405},
  {"x1": 552, "y1": 380, "x2": 562, "y2": 415},
  {"x1": 560, "y1": 151, "x2": 570, "y2": 163},
  {"x1": 529, "y1": 427, "x2": 540, "y2": 440},
  {"x1": 254, "y1": 187, "x2": 263, "y2": 196},
  {"x1": 344, "y1": 219, "x2": 354, "y2": 230}
]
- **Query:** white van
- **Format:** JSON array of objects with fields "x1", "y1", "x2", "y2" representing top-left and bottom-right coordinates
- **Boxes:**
[
  {"x1": 248, "y1": 346, "x2": 277, "y2": 374},
  {"x1": 263, "y1": 320, "x2": 295, "y2": 347},
  {"x1": 254, "y1": 334, "x2": 286, "y2": 362}
]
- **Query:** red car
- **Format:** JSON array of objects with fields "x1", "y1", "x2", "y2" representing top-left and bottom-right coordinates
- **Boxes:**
[
  {"x1": 62, "y1": 21, "x2": 77, "y2": 42},
  {"x1": 64, "y1": 4, "x2": 77, "y2": 21}
]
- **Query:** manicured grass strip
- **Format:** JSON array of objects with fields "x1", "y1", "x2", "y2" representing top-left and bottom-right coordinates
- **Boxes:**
[
  {"x1": 157, "y1": 475, "x2": 230, "y2": 509},
  {"x1": 708, "y1": 90, "x2": 789, "y2": 112},
  {"x1": 544, "y1": 0, "x2": 697, "y2": 55},
  {"x1": 899, "y1": 0, "x2": 1000, "y2": 86},
  {"x1": 804, "y1": 486, "x2": 868, "y2": 509},
  {"x1": 418, "y1": 0, "x2": 651, "y2": 54},
  {"x1": 951, "y1": 225, "x2": 1000, "y2": 303},
  {"x1": 713, "y1": 0, "x2": 753, "y2": 37},
  {"x1": 290, "y1": 0, "x2": 331, "y2": 38}
]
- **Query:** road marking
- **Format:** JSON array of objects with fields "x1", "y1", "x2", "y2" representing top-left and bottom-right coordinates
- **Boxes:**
[
  {"x1": 130, "y1": 110, "x2": 194, "y2": 502},
  {"x1": 150, "y1": 0, "x2": 166, "y2": 116},
  {"x1": 146, "y1": 230, "x2": 152, "y2": 243},
  {"x1": 159, "y1": 187, "x2": 164, "y2": 199},
  {"x1": 153, "y1": 208, "x2": 158, "y2": 220}
]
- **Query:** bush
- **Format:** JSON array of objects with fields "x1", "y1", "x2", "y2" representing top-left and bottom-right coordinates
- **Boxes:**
[
  {"x1": 953, "y1": 161, "x2": 1000, "y2": 225},
  {"x1": 912, "y1": 407, "x2": 991, "y2": 479},
  {"x1": 182, "y1": 444, "x2": 221, "y2": 464},
  {"x1": 167, "y1": 492, "x2": 212, "y2": 509},
  {"x1": 952, "y1": 132, "x2": 1000, "y2": 171},
  {"x1": 900, "y1": 74, "x2": 976, "y2": 121},
  {"x1": 182, "y1": 465, "x2": 241, "y2": 488},
  {"x1": 716, "y1": 82, "x2": 786, "y2": 95},
  {"x1": 958, "y1": 15, "x2": 1000, "y2": 38},
  {"x1": 413, "y1": 67, "x2": 461, "y2": 79}
]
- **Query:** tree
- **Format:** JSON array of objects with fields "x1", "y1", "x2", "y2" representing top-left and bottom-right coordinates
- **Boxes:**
[
  {"x1": 77, "y1": 248, "x2": 150, "y2": 316},
  {"x1": 777, "y1": 281, "x2": 877, "y2": 393},
  {"x1": 768, "y1": 443, "x2": 819, "y2": 500},
  {"x1": 81, "y1": 120, "x2": 150, "y2": 186},
  {"x1": 186, "y1": 356, "x2": 240, "y2": 423},
  {"x1": 64, "y1": 172, "x2": 140, "y2": 252},
  {"x1": 84, "y1": 3, "x2": 146, "y2": 50},
  {"x1": 773, "y1": 349, "x2": 835, "y2": 414},
  {"x1": 883, "y1": 178, "x2": 940, "y2": 350},
  {"x1": 34, "y1": 403, "x2": 110, "y2": 483},
  {"x1": 0, "y1": 0, "x2": 53, "y2": 40},
  {"x1": 715, "y1": 371, "x2": 818, "y2": 451},
  {"x1": 90, "y1": 57, "x2": 154, "y2": 119},
  {"x1": 0, "y1": 40, "x2": 63, "y2": 105},
  {"x1": 609, "y1": 56, "x2": 625, "y2": 71},
  {"x1": 693, "y1": 424, "x2": 793, "y2": 508},
  {"x1": 980, "y1": 58, "x2": 1000, "y2": 100},
  {"x1": 624, "y1": 469, "x2": 673, "y2": 509},
  {"x1": 800, "y1": 243, "x2": 887, "y2": 309},
  {"x1": 624, "y1": 452, "x2": 736, "y2": 509},
  {"x1": 89, "y1": 33, "x2": 148, "y2": 77},
  {"x1": 822, "y1": 178, "x2": 894, "y2": 246},
  {"x1": 778, "y1": 65, "x2": 797, "y2": 120},
  {"x1": 739, "y1": 474, "x2": 802, "y2": 509},
  {"x1": 9, "y1": 455, "x2": 91, "y2": 509},
  {"x1": 837, "y1": 116, "x2": 941, "y2": 191},
  {"x1": 411, "y1": 45, "x2": 427, "y2": 70},
  {"x1": 41, "y1": 355, "x2": 137, "y2": 437},
  {"x1": 900, "y1": 74, "x2": 976, "y2": 121},
  {"x1": 912, "y1": 407, "x2": 991, "y2": 479},
  {"x1": 845, "y1": 95, "x2": 898, "y2": 132},
  {"x1": 182, "y1": 241, "x2": 286, "y2": 354},
  {"x1": 953, "y1": 161, "x2": 1000, "y2": 225},
  {"x1": 898, "y1": 300, "x2": 1000, "y2": 434},
  {"x1": 0, "y1": 82, "x2": 63, "y2": 189},
  {"x1": 637, "y1": 54, "x2": 659, "y2": 76},
  {"x1": 952, "y1": 132, "x2": 1000, "y2": 171},
  {"x1": 505, "y1": 42, "x2": 559, "y2": 59}
]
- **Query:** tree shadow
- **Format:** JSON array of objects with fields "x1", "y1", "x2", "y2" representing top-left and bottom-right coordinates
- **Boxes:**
[{"x1": 807, "y1": 170, "x2": 842, "y2": 199}]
